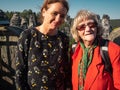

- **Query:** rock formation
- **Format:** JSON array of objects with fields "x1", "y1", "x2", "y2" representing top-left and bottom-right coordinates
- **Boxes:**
[
  {"x1": 10, "y1": 13, "x2": 21, "y2": 27},
  {"x1": 20, "y1": 17, "x2": 28, "y2": 29},
  {"x1": 101, "y1": 14, "x2": 112, "y2": 39},
  {"x1": 109, "y1": 27, "x2": 120, "y2": 45}
]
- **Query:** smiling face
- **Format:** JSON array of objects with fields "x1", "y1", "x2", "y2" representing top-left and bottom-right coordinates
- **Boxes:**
[
  {"x1": 42, "y1": 2, "x2": 67, "y2": 31},
  {"x1": 77, "y1": 19, "x2": 97, "y2": 45}
]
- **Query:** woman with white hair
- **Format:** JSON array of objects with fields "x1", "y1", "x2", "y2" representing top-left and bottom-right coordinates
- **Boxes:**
[{"x1": 71, "y1": 9, "x2": 120, "y2": 90}]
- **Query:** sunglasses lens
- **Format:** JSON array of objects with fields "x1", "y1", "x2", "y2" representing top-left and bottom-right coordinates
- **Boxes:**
[
  {"x1": 76, "y1": 25, "x2": 85, "y2": 31},
  {"x1": 76, "y1": 22, "x2": 97, "y2": 31}
]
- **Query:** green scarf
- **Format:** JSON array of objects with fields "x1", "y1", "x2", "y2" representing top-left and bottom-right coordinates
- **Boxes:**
[
  {"x1": 80, "y1": 41, "x2": 97, "y2": 79},
  {"x1": 78, "y1": 40, "x2": 98, "y2": 90}
]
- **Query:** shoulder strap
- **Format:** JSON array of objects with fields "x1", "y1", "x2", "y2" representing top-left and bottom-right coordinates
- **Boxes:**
[{"x1": 100, "y1": 39, "x2": 113, "y2": 74}]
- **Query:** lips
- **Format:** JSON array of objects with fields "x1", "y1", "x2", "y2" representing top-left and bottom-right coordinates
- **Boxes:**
[{"x1": 85, "y1": 32, "x2": 94, "y2": 35}]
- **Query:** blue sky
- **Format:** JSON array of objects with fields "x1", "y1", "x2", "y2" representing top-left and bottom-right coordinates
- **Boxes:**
[{"x1": 0, "y1": 0, "x2": 120, "y2": 19}]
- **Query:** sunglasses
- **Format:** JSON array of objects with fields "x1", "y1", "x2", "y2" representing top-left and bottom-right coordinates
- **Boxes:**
[{"x1": 76, "y1": 22, "x2": 97, "y2": 31}]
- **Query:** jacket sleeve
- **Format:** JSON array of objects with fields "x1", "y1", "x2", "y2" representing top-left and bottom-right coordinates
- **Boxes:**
[
  {"x1": 15, "y1": 30, "x2": 31, "y2": 90},
  {"x1": 108, "y1": 42, "x2": 120, "y2": 89},
  {"x1": 63, "y1": 35, "x2": 72, "y2": 89}
]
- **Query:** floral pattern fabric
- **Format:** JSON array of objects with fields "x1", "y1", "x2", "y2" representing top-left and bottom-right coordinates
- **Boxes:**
[{"x1": 15, "y1": 28, "x2": 71, "y2": 90}]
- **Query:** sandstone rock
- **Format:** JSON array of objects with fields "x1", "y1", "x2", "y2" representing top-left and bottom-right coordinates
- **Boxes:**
[
  {"x1": 109, "y1": 27, "x2": 120, "y2": 45},
  {"x1": 10, "y1": 13, "x2": 21, "y2": 27},
  {"x1": 28, "y1": 14, "x2": 36, "y2": 28},
  {"x1": 101, "y1": 14, "x2": 112, "y2": 39},
  {"x1": 20, "y1": 17, "x2": 28, "y2": 29}
]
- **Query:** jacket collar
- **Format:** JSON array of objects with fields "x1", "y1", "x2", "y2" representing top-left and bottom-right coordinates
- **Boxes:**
[
  {"x1": 84, "y1": 46, "x2": 103, "y2": 89},
  {"x1": 72, "y1": 42, "x2": 103, "y2": 89}
]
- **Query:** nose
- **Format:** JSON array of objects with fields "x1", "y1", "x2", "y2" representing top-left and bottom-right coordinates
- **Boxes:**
[{"x1": 85, "y1": 25, "x2": 91, "y2": 31}]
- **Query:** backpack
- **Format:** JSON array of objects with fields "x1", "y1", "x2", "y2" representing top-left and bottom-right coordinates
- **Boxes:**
[
  {"x1": 100, "y1": 39, "x2": 113, "y2": 75},
  {"x1": 72, "y1": 39, "x2": 113, "y2": 74}
]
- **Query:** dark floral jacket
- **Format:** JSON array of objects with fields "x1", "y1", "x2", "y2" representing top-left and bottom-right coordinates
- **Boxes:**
[{"x1": 15, "y1": 28, "x2": 72, "y2": 90}]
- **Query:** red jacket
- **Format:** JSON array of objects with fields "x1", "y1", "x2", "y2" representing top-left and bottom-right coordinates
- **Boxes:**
[{"x1": 72, "y1": 41, "x2": 120, "y2": 90}]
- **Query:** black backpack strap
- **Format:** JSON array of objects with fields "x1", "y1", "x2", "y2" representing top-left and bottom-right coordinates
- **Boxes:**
[{"x1": 100, "y1": 39, "x2": 113, "y2": 74}]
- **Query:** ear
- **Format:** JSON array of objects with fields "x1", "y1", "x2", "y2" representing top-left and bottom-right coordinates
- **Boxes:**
[{"x1": 42, "y1": 8, "x2": 47, "y2": 17}]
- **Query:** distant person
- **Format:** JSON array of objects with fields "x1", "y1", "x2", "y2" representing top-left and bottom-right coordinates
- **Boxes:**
[
  {"x1": 15, "y1": 0, "x2": 71, "y2": 90},
  {"x1": 70, "y1": 9, "x2": 120, "y2": 90}
]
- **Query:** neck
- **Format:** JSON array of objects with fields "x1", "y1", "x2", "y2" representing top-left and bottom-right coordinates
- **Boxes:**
[
  {"x1": 37, "y1": 25, "x2": 58, "y2": 36},
  {"x1": 83, "y1": 40, "x2": 93, "y2": 48}
]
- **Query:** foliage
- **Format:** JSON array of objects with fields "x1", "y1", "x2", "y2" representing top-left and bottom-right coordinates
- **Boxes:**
[
  {"x1": 3, "y1": 9, "x2": 39, "y2": 24},
  {"x1": 69, "y1": 37, "x2": 75, "y2": 46},
  {"x1": 20, "y1": 9, "x2": 32, "y2": 18},
  {"x1": 5, "y1": 11, "x2": 16, "y2": 20},
  {"x1": 59, "y1": 22, "x2": 69, "y2": 30},
  {"x1": 110, "y1": 19, "x2": 120, "y2": 29}
]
